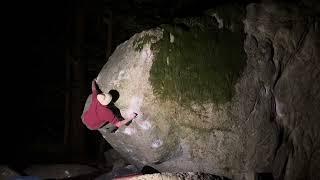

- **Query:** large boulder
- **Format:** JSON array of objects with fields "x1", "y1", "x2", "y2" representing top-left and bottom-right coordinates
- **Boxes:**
[{"x1": 83, "y1": 3, "x2": 320, "y2": 180}]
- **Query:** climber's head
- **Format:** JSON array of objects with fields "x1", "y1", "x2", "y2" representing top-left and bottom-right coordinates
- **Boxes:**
[{"x1": 97, "y1": 93, "x2": 112, "y2": 106}]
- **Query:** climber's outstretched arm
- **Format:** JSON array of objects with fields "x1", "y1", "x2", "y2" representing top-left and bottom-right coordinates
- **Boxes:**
[{"x1": 115, "y1": 113, "x2": 138, "y2": 128}]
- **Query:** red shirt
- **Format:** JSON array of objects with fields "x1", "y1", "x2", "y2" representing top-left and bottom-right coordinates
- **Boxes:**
[{"x1": 82, "y1": 85, "x2": 120, "y2": 130}]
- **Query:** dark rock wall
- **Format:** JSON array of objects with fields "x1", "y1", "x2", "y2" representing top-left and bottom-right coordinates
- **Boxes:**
[{"x1": 244, "y1": 3, "x2": 320, "y2": 180}]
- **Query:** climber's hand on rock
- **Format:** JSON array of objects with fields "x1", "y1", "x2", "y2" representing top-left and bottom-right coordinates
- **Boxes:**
[
  {"x1": 125, "y1": 113, "x2": 137, "y2": 126},
  {"x1": 129, "y1": 112, "x2": 138, "y2": 120}
]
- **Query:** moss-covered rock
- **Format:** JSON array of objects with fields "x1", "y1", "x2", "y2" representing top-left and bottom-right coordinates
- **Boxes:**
[{"x1": 148, "y1": 24, "x2": 246, "y2": 105}]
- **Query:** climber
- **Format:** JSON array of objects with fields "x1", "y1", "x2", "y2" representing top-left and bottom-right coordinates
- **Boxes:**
[{"x1": 82, "y1": 79, "x2": 138, "y2": 131}]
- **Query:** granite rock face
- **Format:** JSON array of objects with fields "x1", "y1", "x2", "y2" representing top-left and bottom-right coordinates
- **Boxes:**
[
  {"x1": 83, "y1": 3, "x2": 320, "y2": 180},
  {"x1": 244, "y1": 3, "x2": 320, "y2": 180}
]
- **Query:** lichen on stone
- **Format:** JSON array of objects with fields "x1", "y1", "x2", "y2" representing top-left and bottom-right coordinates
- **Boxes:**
[{"x1": 133, "y1": 33, "x2": 158, "y2": 52}]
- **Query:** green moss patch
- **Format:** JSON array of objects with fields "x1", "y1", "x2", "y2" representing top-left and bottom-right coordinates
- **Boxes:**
[{"x1": 147, "y1": 23, "x2": 246, "y2": 105}]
